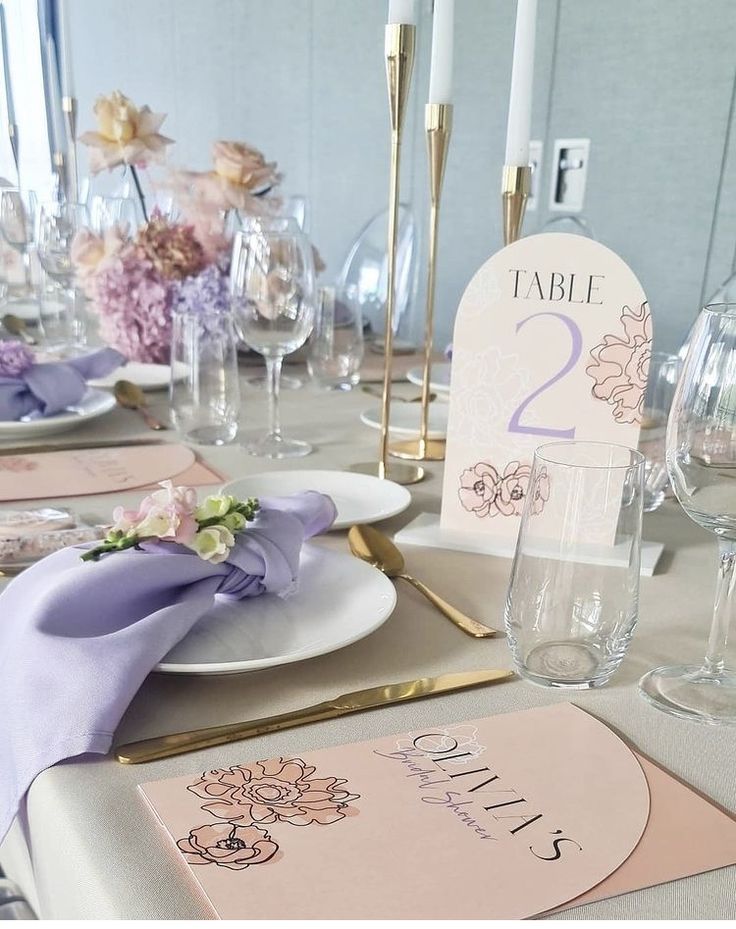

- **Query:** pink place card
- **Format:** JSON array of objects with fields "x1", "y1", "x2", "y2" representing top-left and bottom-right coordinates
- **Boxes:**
[
  {"x1": 0, "y1": 444, "x2": 225, "y2": 502},
  {"x1": 138, "y1": 704, "x2": 736, "y2": 919}
]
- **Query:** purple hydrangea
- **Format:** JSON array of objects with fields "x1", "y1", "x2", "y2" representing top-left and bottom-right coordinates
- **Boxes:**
[
  {"x1": 0, "y1": 340, "x2": 35, "y2": 378},
  {"x1": 172, "y1": 263, "x2": 231, "y2": 316}
]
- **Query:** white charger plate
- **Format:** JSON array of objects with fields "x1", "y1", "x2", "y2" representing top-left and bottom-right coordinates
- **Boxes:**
[
  {"x1": 222, "y1": 470, "x2": 411, "y2": 531},
  {"x1": 360, "y1": 403, "x2": 449, "y2": 439},
  {"x1": 0, "y1": 388, "x2": 116, "y2": 439},
  {"x1": 88, "y1": 361, "x2": 188, "y2": 391},
  {"x1": 156, "y1": 544, "x2": 397, "y2": 674},
  {"x1": 406, "y1": 362, "x2": 451, "y2": 394}
]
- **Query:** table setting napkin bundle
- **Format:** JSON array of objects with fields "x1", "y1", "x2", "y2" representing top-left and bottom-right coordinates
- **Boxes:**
[
  {"x1": 0, "y1": 341, "x2": 125, "y2": 421},
  {"x1": 0, "y1": 483, "x2": 337, "y2": 843}
]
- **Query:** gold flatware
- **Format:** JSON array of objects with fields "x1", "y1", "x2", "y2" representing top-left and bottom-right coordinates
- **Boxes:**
[
  {"x1": 362, "y1": 385, "x2": 437, "y2": 404},
  {"x1": 2, "y1": 313, "x2": 37, "y2": 346},
  {"x1": 348, "y1": 524, "x2": 499, "y2": 638},
  {"x1": 0, "y1": 438, "x2": 166, "y2": 457},
  {"x1": 115, "y1": 668, "x2": 514, "y2": 764},
  {"x1": 113, "y1": 380, "x2": 167, "y2": 431},
  {"x1": 0, "y1": 565, "x2": 27, "y2": 578}
]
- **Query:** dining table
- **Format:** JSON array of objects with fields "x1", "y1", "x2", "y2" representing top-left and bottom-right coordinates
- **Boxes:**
[{"x1": 0, "y1": 369, "x2": 734, "y2": 920}]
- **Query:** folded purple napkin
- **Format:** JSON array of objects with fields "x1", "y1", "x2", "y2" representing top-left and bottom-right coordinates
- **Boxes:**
[
  {"x1": 0, "y1": 491, "x2": 336, "y2": 843},
  {"x1": 0, "y1": 343, "x2": 125, "y2": 421}
]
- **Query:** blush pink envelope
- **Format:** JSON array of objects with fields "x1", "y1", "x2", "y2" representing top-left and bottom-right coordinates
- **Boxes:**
[
  {"x1": 138, "y1": 703, "x2": 736, "y2": 919},
  {"x1": 0, "y1": 444, "x2": 225, "y2": 502}
]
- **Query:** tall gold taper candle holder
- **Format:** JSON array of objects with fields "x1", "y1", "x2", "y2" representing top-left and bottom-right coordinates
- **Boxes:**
[
  {"x1": 350, "y1": 22, "x2": 424, "y2": 485},
  {"x1": 52, "y1": 151, "x2": 66, "y2": 196},
  {"x1": 390, "y1": 101, "x2": 452, "y2": 462},
  {"x1": 502, "y1": 163, "x2": 531, "y2": 246},
  {"x1": 61, "y1": 95, "x2": 79, "y2": 203}
]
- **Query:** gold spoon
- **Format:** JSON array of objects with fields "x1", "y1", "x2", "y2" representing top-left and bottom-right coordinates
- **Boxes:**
[
  {"x1": 348, "y1": 524, "x2": 498, "y2": 638},
  {"x1": 113, "y1": 379, "x2": 167, "y2": 431},
  {"x1": 2, "y1": 313, "x2": 37, "y2": 346}
]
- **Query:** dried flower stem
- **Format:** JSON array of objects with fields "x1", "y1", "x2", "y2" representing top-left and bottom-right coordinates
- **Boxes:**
[{"x1": 129, "y1": 164, "x2": 149, "y2": 222}]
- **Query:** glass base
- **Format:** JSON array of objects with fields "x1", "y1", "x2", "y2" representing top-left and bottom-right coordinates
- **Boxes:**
[
  {"x1": 246, "y1": 374, "x2": 303, "y2": 390},
  {"x1": 639, "y1": 665, "x2": 736, "y2": 725},
  {"x1": 245, "y1": 433, "x2": 312, "y2": 459},
  {"x1": 185, "y1": 424, "x2": 238, "y2": 446},
  {"x1": 517, "y1": 641, "x2": 614, "y2": 689}
]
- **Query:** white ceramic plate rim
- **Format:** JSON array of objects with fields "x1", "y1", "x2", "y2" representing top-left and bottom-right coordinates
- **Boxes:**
[
  {"x1": 156, "y1": 546, "x2": 396, "y2": 674},
  {"x1": 221, "y1": 469, "x2": 412, "y2": 530},
  {"x1": 0, "y1": 388, "x2": 116, "y2": 437},
  {"x1": 360, "y1": 404, "x2": 448, "y2": 439},
  {"x1": 88, "y1": 361, "x2": 187, "y2": 390},
  {"x1": 406, "y1": 363, "x2": 451, "y2": 393}
]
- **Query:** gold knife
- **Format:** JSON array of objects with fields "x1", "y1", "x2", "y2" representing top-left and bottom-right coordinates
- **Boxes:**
[
  {"x1": 0, "y1": 438, "x2": 167, "y2": 457},
  {"x1": 115, "y1": 668, "x2": 514, "y2": 764}
]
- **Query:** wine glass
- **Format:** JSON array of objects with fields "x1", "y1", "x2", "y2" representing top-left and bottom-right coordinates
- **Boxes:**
[
  {"x1": 640, "y1": 303, "x2": 736, "y2": 723},
  {"x1": 37, "y1": 201, "x2": 90, "y2": 350},
  {"x1": 0, "y1": 188, "x2": 37, "y2": 303},
  {"x1": 89, "y1": 195, "x2": 138, "y2": 233},
  {"x1": 230, "y1": 227, "x2": 316, "y2": 458}
]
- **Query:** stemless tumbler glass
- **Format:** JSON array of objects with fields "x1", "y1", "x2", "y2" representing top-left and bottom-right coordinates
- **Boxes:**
[
  {"x1": 505, "y1": 441, "x2": 645, "y2": 688},
  {"x1": 639, "y1": 352, "x2": 681, "y2": 512},
  {"x1": 230, "y1": 227, "x2": 315, "y2": 457},
  {"x1": 37, "y1": 200, "x2": 90, "y2": 350},
  {"x1": 640, "y1": 303, "x2": 736, "y2": 724},
  {"x1": 170, "y1": 308, "x2": 241, "y2": 445},
  {"x1": 308, "y1": 285, "x2": 364, "y2": 390}
]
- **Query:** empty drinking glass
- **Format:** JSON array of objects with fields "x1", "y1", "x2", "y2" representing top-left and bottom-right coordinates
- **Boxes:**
[
  {"x1": 170, "y1": 307, "x2": 241, "y2": 445},
  {"x1": 505, "y1": 441, "x2": 645, "y2": 688},
  {"x1": 0, "y1": 188, "x2": 37, "y2": 306},
  {"x1": 639, "y1": 352, "x2": 681, "y2": 512},
  {"x1": 230, "y1": 227, "x2": 316, "y2": 457},
  {"x1": 37, "y1": 201, "x2": 90, "y2": 349},
  {"x1": 308, "y1": 285, "x2": 364, "y2": 390},
  {"x1": 640, "y1": 303, "x2": 736, "y2": 723}
]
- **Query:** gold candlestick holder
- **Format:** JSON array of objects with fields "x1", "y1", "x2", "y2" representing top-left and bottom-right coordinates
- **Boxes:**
[
  {"x1": 61, "y1": 95, "x2": 79, "y2": 203},
  {"x1": 351, "y1": 22, "x2": 424, "y2": 486},
  {"x1": 502, "y1": 163, "x2": 531, "y2": 246},
  {"x1": 8, "y1": 121, "x2": 18, "y2": 177},
  {"x1": 390, "y1": 102, "x2": 452, "y2": 462},
  {"x1": 52, "y1": 150, "x2": 66, "y2": 195}
]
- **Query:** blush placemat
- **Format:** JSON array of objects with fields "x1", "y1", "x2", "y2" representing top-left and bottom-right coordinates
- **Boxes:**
[{"x1": 0, "y1": 444, "x2": 225, "y2": 502}]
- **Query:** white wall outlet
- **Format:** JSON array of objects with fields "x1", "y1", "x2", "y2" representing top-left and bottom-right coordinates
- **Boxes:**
[
  {"x1": 549, "y1": 138, "x2": 591, "y2": 213},
  {"x1": 527, "y1": 140, "x2": 543, "y2": 212}
]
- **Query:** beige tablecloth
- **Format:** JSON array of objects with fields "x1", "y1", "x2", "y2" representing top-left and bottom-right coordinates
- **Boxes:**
[{"x1": 0, "y1": 379, "x2": 734, "y2": 919}]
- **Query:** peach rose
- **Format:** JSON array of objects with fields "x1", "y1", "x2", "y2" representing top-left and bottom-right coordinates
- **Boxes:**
[
  {"x1": 188, "y1": 757, "x2": 360, "y2": 826},
  {"x1": 212, "y1": 141, "x2": 280, "y2": 190},
  {"x1": 177, "y1": 822, "x2": 279, "y2": 871},
  {"x1": 586, "y1": 302, "x2": 652, "y2": 425},
  {"x1": 79, "y1": 91, "x2": 173, "y2": 174},
  {"x1": 71, "y1": 223, "x2": 128, "y2": 293}
]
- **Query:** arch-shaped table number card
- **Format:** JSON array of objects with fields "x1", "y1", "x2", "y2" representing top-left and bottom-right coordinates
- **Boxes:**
[{"x1": 438, "y1": 233, "x2": 652, "y2": 551}]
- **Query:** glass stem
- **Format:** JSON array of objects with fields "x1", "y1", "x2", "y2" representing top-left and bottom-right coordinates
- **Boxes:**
[
  {"x1": 702, "y1": 539, "x2": 736, "y2": 677},
  {"x1": 265, "y1": 355, "x2": 283, "y2": 441}
]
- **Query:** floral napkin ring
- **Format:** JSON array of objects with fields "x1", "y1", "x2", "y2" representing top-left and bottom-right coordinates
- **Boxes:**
[{"x1": 83, "y1": 481, "x2": 259, "y2": 563}]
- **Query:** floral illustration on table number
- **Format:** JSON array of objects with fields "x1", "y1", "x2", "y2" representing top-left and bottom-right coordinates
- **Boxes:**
[
  {"x1": 585, "y1": 301, "x2": 652, "y2": 425},
  {"x1": 177, "y1": 757, "x2": 360, "y2": 871},
  {"x1": 0, "y1": 456, "x2": 38, "y2": 473},
  {"x1": 458, "y1": 460, "x2": 549, "y2": 519}
]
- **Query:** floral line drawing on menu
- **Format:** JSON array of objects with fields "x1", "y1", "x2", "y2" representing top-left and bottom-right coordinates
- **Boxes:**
[
  {"x1": 585, "y1": 301, "x2": 652, "y2": 425},
  {"x1": 0, "y1": 456, "x2": 37, "y2": 473},
  {"x1": 458, "y1": 460, "x2": 548, "y2": 518},
  {"x1": 177, "y1": 757, "x2": 360, "y2": 871}
]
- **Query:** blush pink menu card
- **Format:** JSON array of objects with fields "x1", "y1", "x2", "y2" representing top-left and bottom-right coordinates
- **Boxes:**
[{"x1": 138, "y1": 704, "x2": 736, "y2": 919}]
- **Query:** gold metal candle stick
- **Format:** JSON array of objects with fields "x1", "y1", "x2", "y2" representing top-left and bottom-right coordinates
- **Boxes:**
[
  {"x1": 502, "y1": 163, "x2": 531, "y2": 246},
  {"x1": 391, "y1": 102, "x2": 452, "y2": 462},
  {"x1": 61, "y1": 95, "x2": 79, "y2": 203},
  {"x1": 351, "y1": 22, "x2": 424, "y2": 486}
]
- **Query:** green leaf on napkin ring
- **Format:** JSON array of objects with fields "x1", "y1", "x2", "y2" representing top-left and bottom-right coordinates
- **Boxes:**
[{"x1": 81, "y1": 481, "x2": 260, "y2": 564}]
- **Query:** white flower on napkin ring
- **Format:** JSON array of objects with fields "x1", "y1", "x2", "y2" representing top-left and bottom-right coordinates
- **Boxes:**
[{"x1": 82, "y1": 481, "x2": 259, "y2": 564}]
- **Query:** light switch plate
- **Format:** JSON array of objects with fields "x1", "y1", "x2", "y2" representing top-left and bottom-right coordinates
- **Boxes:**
[{"x1": 549, "y1": 137, "x2": 591, "y2": 213}]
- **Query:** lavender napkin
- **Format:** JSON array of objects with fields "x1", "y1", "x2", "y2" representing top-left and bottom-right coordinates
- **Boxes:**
[
  {"x1": 0, "y1": 491, "x2": 336, "y2": 843},
  {"x1": 0, "y1": 344, "x2": 125, "y2": 421}
]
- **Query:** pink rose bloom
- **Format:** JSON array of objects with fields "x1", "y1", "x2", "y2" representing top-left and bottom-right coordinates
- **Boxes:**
[
  {"x1": 496, "y1": 461, "x2": 532, "y2": 516},
  {"x1": 177, "y1": 823, "x2": 279, "y2": 871},
  {"x1": 458, "y1": 462, "x2": 501, "y2": 518}
]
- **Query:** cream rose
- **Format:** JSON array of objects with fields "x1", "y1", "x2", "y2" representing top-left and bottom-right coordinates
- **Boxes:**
[{"x1": 79, "y1": 91, "x2": 173, "y2": 174}]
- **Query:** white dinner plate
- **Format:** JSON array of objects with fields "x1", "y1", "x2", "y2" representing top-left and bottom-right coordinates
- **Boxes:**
[
  {"x1": 88, "y1": 361, "x2": 187, "y2": 391},
  {"x1": 0, "y1": 388, "x2": 116, "y2": 439},
  {"x1": 156, "y1": 544, "x2": 397, "y2": 674},
  {"x1": 406, "y1": 362, "x2": 451, "y2": 394},
  {"x1": 360, "y1": 403, "x2": 449, "y2": 439},
  {"x1": 222, "y1": 469, "x2": 412, "y2": 531}
]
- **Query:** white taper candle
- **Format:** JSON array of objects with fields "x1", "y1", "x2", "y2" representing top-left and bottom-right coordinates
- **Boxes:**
[
  {"x1": 428, "y1": 0, "x2": 454, "y2": 104},
  {"x1": 388, "y1": 0, "x2": 417, "y2": 25},
  {"x1": 504, "y1": 0, "x2": 537, "y2": 166}
]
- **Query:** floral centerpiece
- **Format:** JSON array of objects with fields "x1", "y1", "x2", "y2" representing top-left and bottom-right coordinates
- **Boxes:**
[{"x1": 75, "y1": 91, "x2": 290, "y2": 362}]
